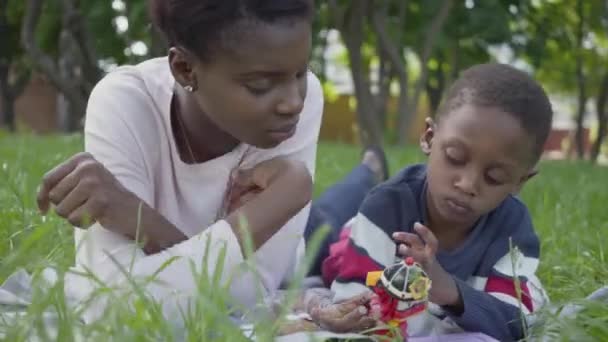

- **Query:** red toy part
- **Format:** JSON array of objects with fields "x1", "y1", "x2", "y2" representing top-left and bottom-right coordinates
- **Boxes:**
[{"x1": 405, "y1": 257, "x2": 415, "y2": 266}]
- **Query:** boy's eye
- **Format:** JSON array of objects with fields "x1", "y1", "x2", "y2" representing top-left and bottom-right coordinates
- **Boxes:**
[
  {"x1": 445, "y1": 147, "x2": 465, "y2": 165},
  {"x1": 485, "y1": 170, "x2": 508, "y2": 186},
  {"x1": 485, "y1": 175, "x2": 502, "y2": 186}
]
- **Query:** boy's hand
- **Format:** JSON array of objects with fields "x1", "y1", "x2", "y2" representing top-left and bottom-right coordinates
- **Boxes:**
[
  {"x1": 309, "y1": 292, "x2": 377, "y2": 333},
  {"x1": 393, "y1": 223, "x2": 463, "y2": 310},
  {"x1": 392, "y1": 222, "x2": 438, "y2": 270}
]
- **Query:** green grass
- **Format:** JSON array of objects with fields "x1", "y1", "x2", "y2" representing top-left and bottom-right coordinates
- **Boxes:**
[{"x1": 0, "y1": 133, "x2": 607, "y2": 341}]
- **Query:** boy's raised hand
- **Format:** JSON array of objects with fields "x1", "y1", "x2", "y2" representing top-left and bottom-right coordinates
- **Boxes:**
[
  {"x1": 392, "y1": 222, "x2": 438, "y2": 270},
  {"x1": 393, "y1": 223, "x2": 464, "y2": 311}
]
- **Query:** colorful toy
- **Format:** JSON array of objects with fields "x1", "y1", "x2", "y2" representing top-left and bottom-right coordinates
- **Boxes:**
[{"x1": 365, "y1": 257, "x2": 432, "y2": 338}]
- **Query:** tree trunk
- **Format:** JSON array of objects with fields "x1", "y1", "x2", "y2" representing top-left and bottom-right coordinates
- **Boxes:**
[
  {"x1": 0, "y1": 70, "x2": 29, "y2": 132},
  {"x1": 0, "y1": 0, "x2": 30, "y2": 132},
  {"x1": 574, "y1": 0, "x2": 587, "y2": 159},
  {"x1": 426, "y1": 52, "x2": 446, "y2": 116},
  {"x1": 374, "y1": 36, "x2": 393, "y2": 131},
  {"x1": 0, "y1": 88, "x2": 15, "y2": 131},
  {"x1": 340, "y1": 0, "x2": 382, "y2": 147},
  {"x1": 22, "y1": 0, "x2": 99, "y2": 132},
  {"x1": 591, "y1": 71, "x2": 608, "y2": 163},
  {"x1": 0, "y1": 0, "x2": 11, "y2": 130},
  {"x1": 397, "y1": 0, "x2": 453, "y2": 145},
  {"x1": 446, "y1": 39, "x2": 461, "y2": 88},
  {"x1": 370, "y1": 0, "x2": 408, "y2": 143}
]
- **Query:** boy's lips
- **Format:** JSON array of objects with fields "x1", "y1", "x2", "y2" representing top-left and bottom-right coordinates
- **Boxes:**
[{"x1": 444, "y1": 197, "x2": 473, "y2": 215}]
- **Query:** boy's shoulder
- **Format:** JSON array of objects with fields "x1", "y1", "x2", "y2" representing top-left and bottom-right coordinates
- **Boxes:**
[
  {"x1": 358, "y1": 164, "x2": 427, "y2": 230},
  {"x1": 490, "y1": 195, "x2": 535, "y2": 233},
  {"x1": 378, "y1": 163, "x2": 427, "y2": 194},
  {"x1": 367, "y1": 163, "x2": 427, "y2": 206},
  {"x1": 483, "y1": 194, "x2": 540, "y2": 256}
]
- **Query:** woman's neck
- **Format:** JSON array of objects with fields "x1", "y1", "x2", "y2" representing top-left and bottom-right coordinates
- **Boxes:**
[{"x1": 172, "y1": 85, "x2": 240, "y2": 163}]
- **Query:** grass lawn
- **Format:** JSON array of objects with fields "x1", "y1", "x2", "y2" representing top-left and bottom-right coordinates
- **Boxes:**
[{"x1": 0, "y1": 133, "x2": 607, "y2": 341}]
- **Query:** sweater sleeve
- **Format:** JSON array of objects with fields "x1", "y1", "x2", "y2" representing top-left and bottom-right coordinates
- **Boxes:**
[
  {"x1": 322, "y1": 185, "x2": 407, "y2": 302},
  {"x1": 445, "y1": 205, "x2": 548, "y2": 341}
]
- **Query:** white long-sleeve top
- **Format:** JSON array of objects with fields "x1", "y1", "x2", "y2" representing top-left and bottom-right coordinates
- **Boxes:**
[{"x1": 65, "y1": 57, "x2": 323, "y2": 322}]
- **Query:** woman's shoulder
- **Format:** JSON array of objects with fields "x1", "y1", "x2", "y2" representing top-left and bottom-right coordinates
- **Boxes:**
[
  {"x1": 85, "y1": 58, "x2": 173, "y2": 156},
  {"x1": 87, "y1": 58, "x2": 172, "y2": 123},
  {"x1": 92, "y1": 57, "x2": 171, "y2": 101}
]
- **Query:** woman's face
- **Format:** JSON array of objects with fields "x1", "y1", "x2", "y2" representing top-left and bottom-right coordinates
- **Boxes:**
[{"x1": 172, "y1": 19, "x2": 312, "y2": 149}]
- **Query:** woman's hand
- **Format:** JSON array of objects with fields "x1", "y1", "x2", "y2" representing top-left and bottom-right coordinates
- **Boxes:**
[
  {"x1": 308, "y1": 292, "x2": 377, "y2": 333},
  {"x1": 37, "y1": 152, "x2": 187, "y2": 253},
  {"x1": 225, "y1": 157, "x2": 295, "y2": 214},
  {"x1": 225, "y1": 157, "x2": 313, "y2": 250},
  {"x1": 37, "y1": 152, "x2": 134, "y2": 230}
]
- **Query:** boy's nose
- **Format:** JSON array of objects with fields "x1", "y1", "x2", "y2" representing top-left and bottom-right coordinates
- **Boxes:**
[{"x1": 455, "y1": 172, "x2": 479, "y2": 197}]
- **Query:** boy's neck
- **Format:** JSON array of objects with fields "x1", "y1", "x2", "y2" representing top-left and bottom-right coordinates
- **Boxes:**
[{"x1": 425, "y1": 192, "x2": 480, "y2": 252}]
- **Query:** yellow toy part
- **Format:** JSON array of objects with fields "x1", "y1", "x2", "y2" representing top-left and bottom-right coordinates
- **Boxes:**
[{"x1": 366, "y1": 271, "x2": 383, "y2": 287}]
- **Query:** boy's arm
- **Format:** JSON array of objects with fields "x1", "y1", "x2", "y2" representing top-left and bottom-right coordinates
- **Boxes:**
[
  {"x1": 442, "y1": 213, "x2": 548, "y2": 341},
  {"x1": 323, "y1": 187, "x2": 402, "y2": 301}
]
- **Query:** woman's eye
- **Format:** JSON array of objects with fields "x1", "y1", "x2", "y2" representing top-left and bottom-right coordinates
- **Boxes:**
[
  {"x1": 296, "y1": 68, "x2": 308, "y2": 79},
  {"x1": 245, "y1": 79, "x2": 273, "y2": 95}
]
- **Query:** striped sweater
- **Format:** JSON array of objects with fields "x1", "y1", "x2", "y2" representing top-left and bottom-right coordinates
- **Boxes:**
[{"x1": 320, "y1": 164, "x2": 548, "y2": 341}]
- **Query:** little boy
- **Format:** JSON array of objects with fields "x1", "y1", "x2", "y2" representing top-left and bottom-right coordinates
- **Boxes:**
[{"x1": 306, "y1": 63, "x2": 553, "y2": 341}]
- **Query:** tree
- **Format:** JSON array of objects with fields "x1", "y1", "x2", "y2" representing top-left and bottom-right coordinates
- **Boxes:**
[
  {"x1": 423, "y1": 0, "x2": 518, "y2": 115},
  {"x1": 22, "y1": 0, "x2": 103, "y2": 132},
  {"x1": 0, "y1": 0, "x2": 30, "y2": 131},
  {"x1": 324, "y1": 0, "x2": 454, "y2": 146},
  {"x1": 591, "y1": 71, "x2": 608, "y2": 163},
  {"x1": 590, "y1": 1, "x2": 608, "y2": 163},
  {"x1": 514, "y1": 0, "x2": 608, "y2": 160},
  {"x1": 395, "y1": 0, "x2": 453, "y2": 145}
]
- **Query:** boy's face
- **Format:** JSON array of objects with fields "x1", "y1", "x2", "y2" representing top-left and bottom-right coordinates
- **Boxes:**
[{"x1": 420, "y1": 104, "x2": 537, "y2": 229}]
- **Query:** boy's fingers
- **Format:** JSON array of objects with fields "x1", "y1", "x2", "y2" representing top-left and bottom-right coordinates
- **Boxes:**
[
  {"x1": 414, "y1": 222, "x2": 438, "y2": 254},
  {"x1": 398, "y1": 244, "x2": 427, "y2": 263},
  {"x1": 398, "y1": 243, "x2": 409, "y2": 256},
  {"x1": 393, "y1": 232, "x2": 424, "y2": 249},
  {"x1": 392, "y1": 231, "x2": 407, "y2": 242}
]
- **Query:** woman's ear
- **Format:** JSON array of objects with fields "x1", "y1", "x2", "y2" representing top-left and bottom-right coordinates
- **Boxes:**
[
  {"x1": 168, "y1": 47, "x2": 198, "y2": 91},
  {"x1": 420, "y1": 117, "x2": 435, "y2": 156}
]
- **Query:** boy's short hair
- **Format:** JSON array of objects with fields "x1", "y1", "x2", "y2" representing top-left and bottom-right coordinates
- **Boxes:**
[{"x1": 438, "y1": 63, "x2": 554, "y2": 163}]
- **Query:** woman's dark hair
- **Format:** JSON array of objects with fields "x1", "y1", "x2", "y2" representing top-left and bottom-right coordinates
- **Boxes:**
[{"x1": 150, "y1": 0, "x2": 314, "y2": 61}]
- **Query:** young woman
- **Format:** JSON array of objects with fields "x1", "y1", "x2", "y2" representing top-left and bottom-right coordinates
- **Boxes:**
[{"x1": 36, "y1": 0, "x2": 388, "y2": 322}]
